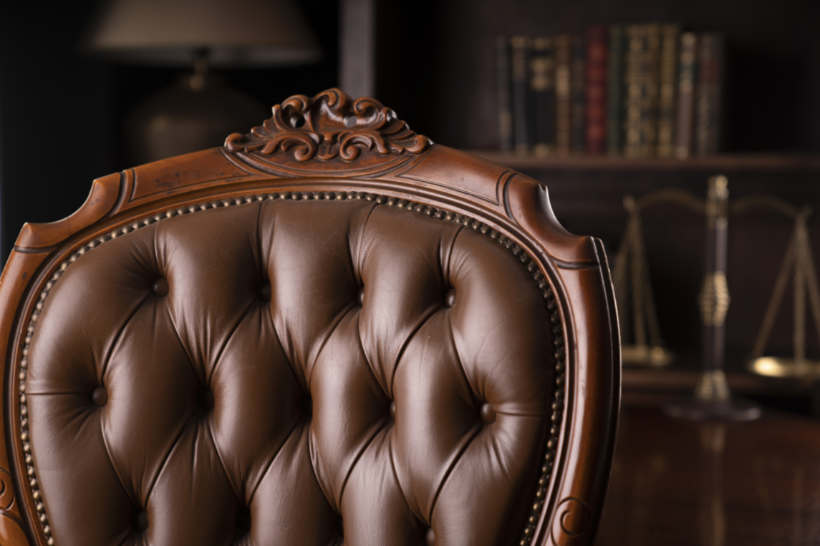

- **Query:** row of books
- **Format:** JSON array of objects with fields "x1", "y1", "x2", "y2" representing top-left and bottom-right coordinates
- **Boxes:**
[{"x1": 496, "y1": 25, "x2": 725, "y2": 158}]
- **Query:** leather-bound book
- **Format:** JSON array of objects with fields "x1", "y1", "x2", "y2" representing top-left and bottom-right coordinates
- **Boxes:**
[
  {"x1": 624, "y1": 25, "x2": 644, "y2": 157},
  {"x1": 570, "y1": 34, "x2": 586, "y2": 153},
  {"x1": 624, "y1": 24, "x2": 660, "y2": 157},
  {"x1": 606, "y1": 25, "x2": 625, "y2": 155},
  {"x1": 695, "y1": 33, "x2": 725, "y2": 155},
  {"x1": 585, "y1": 25, "x2": 607, "y2": 155},
  {"x1": 510, "y1": 35, "x2": 531, "y2": 154},
  {"x1": 555, "y1": 34, "x2": 572, "y2": 155},
  {"x1": 530, "y1": 36, "x2": 556, "y2": 156},
  {"x1": 675, "y1": 32, "x2": 698, "y2": 158},
  {"x1": 495, "y1": 36, "x2": 513, "y2": 151},
  {"x1": 656, "y1": 24, "x2": 679, "y2": 157}
]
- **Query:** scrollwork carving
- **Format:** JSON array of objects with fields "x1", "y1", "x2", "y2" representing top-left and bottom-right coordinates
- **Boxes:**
[
  {"x1": 550, "y1": 497, "x2": 593, "y2": 544},
  {"x1": 0, "y1": 467, "x2": 15, "y2": 512},
  {"x1": 224, "y1": 88, "x2": 431, "y2": 162}
]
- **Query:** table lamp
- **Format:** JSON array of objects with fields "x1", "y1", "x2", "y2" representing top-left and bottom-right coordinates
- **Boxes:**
[{"x1": 86, "y1": 0, "x2": 321, "y2": 163}]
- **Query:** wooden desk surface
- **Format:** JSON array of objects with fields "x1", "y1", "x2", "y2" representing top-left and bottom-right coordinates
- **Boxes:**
[{"x1": 597, "y1": 397, "x2": 820, "y2": 545}]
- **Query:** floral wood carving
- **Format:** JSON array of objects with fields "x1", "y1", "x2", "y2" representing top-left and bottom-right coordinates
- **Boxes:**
[{"x1": 224, "y1": 88, "x2": 431, "y2": 162}]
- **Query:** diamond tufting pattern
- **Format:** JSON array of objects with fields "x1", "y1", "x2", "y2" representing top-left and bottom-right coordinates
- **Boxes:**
[{"x1": 24, "y1": 193, "x2": 555, "y2": 546}]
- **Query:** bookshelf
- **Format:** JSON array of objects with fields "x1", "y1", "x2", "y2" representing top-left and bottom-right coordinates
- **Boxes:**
[
  {"x1": 364, "y1": 0, "x2": 820, "y2": 155},
  {"x1": 471, "y1": 152, "x2": 820, "y2": 172}
]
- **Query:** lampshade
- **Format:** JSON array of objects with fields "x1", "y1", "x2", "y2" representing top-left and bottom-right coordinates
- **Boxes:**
[{"x1": 87, "y1": 0, "x2": 321, "y2": 66}]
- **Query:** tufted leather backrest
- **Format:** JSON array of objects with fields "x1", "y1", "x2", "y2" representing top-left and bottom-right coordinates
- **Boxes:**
[{"x1": 0, "y1": 89, "x2": 620, "y2": 546}]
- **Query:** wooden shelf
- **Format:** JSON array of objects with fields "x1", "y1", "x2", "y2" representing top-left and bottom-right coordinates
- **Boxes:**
[{"x1": 471, "y1": 151, "x2": 820, "y2": 172}]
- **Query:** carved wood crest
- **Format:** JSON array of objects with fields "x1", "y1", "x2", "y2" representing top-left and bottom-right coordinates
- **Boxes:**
[{"x1": 224, "y1": 88, "x2": 431, "y2": 163}]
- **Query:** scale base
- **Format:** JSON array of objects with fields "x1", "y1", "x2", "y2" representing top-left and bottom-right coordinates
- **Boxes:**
[
  {"x1": 622, "y1": 344, "x2": 674, "y2": 368},
  {"x1": 664, "y1": 370, "x2": 761, "y2": 421},
  {"x1": 664, "y1": 397, "x2": 761, "y2": 421}
]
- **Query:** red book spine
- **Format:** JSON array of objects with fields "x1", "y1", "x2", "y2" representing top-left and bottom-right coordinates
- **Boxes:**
[{"x1": 585, "y1": 25, "x2": 608, "y2": 154}]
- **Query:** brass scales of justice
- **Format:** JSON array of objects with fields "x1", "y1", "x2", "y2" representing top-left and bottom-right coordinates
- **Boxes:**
[
  {"x1": 736, "y1": 199, "x2": 820, "y2": 379},
  {"x1": 615, "y1": 175, "x2": 820, "y2": 420}
]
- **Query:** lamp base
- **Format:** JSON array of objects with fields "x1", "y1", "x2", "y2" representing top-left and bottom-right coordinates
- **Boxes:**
[{"x1": 126, "y1": 71, "x2": 265, "y2": 165}]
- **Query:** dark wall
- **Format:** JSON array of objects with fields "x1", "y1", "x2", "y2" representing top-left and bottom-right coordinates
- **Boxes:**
[
  {"x1": 0, "y1": 1, "x2": 338, "y2": 260},
  {"x1": 0, "y1": 2, "x2": 115, "y2": 259}
]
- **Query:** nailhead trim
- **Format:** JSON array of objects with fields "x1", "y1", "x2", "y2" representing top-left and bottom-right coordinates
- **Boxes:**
[{"x1": 18, "y1": 190, "x2": 565, "y2": 546}]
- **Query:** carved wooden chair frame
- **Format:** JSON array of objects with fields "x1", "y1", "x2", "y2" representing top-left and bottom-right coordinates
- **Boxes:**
[{"x1": 0, "y1": 88, "x2": 620, "y2": 545}]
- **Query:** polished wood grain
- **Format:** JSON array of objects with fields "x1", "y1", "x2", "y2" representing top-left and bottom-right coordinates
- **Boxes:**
[
  {"x1": 598, "y1": 397, "x2": 820, "y2": 545},
  {"x1": 0, "y1": 89, "x2": 620, "y2": 546}
]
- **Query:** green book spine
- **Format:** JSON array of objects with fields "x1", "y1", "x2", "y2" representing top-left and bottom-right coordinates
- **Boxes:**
[
  {"x1": 695, "y1": 33, "x2": 725, "y2": 155},
  {"x1": 606, "y1": 25, "x2": 624, "y2": 155},
  {"x1": 530, "y1": 37, "x2": 557, "y2": 156},
  {"x1": 555, "y1": 34, "x2": 572, "y2": 154},
  {"x1": 675, "y1": 32, "x2": 698, "y2": 158},
  {"x1": 657, "y1": 24, "x2": 679, "y2": 157},
  {"x1": 510, "y1": 35, "x2": 531, "y2": 154},
  {"x1": 624, "y1": 25, "x2": 643, "y2": 157}
]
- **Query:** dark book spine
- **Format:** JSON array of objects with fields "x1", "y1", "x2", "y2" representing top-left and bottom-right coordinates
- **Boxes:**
[
  {"x1": 585, "y1": 25, "x2": 607, "y2": 155},
  {"x1": 510, "y1": 36, "x2": 530, "y2": 154},
  {"x1": 495, "y1": 36, "x2": 513, "y2": 151},
  {"x1": 657, "y1": 24, "x2": 679, "y2": 157},
  {"x1": 570, "y1": 34, "x2": 586, "y2": 153},
  {"x1": 624, "y1": 25, "x2": 644, "y2": 157},
  {"x1": 675, "y1": 32, "x2": 698, "y2": 158},
  {"x1": 555, "y1": 34, "x2": 572, "y2": 154},
  {"x1": 625, "y1": 24, "x2": 660, "y2": 157},
  {"x1": 695, "y1": 33, "x2": 725, "y2": 155},
  {"x1": 606, "y1": 25, "x2": 625, "y2": 155},
  {"x1": 530, "y1": 37, "x2": 557, "y2": 156}
]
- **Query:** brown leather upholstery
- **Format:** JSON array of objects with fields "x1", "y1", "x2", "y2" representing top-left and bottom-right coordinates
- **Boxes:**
[{"x1": 0, "y1": 89, "x2": 620, "y2": 546}]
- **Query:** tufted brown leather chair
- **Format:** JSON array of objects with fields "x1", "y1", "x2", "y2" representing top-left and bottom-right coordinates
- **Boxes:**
[{"x1": 0, "y1": 89, "x2": 619, "y2": 546}]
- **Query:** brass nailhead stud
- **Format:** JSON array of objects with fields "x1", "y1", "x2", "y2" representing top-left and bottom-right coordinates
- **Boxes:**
[
  {"x1": 91, "y1": 386, "x2": 108, "y2": 407},
  {"x1": 152, "y1": 278, "x2": 169, "y2": 297},
  {"x1": 480, "y1": 403, "x2": 496, "y2": 424}
]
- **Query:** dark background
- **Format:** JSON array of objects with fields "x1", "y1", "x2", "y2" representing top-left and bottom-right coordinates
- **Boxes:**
[{"x1": 0, "y1": 1, "x2": 339, "y2": 259}]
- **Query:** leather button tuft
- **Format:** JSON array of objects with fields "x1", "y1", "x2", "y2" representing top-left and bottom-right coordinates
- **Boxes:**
[
  {"x1": 134, "y1": 510, "x2": 148, "y2": 532},
  {"x1": 259, "y1": 282, "x2": 271, "y2": 302},
  {"x1": 444, "y1": 288, "x2": 455, "y2": 307},
  {"x1": 480, "y1": 403, "x2": 496, "y2": 424},
  {"x1": 152, "y1": 278, "x2": 168, "y2": 297},
  {"x1": 426, "y1": 528, "x2": 435, "y2": 545},
  {"x1": 235, "y1": 506, "x2": 251, "y2": 535},
  {"x1": 302, "y1": 393, "x2": 312, "y2": 418},
  {"x1": 358, "y1": 289, "x2": 365, "y2": 306},
  {"x1": 91, "y1": 386, "x2": 107, "y2": 407},
  {"x1": 197, "y1": 386, "x2": 214, "y2": 413},
  {"x1": 389, "y1": 401, "x2": 397, "y2": 419}
]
